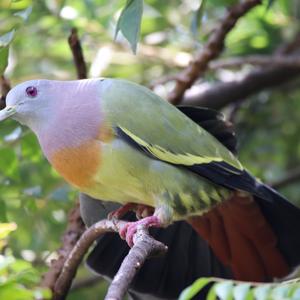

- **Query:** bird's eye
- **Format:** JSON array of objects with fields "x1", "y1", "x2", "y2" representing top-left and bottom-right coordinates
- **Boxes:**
[{"x1": 26, "y1": 86, "x2": 38, "y2": 98}]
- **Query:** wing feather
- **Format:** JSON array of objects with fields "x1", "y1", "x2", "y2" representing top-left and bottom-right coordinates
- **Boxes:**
[{"x1": 101, "y1": 79, "x2": 243, "y2": 171}]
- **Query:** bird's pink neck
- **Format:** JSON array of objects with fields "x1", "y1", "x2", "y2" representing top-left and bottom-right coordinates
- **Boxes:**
[{"x1": 35, "y1": 80, "x2": 103, "y2": 159}]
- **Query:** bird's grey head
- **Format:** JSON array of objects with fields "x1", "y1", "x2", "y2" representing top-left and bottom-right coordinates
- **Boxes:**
[{"x1": 0, "y1": 79, "x2": 58, "y2": 131}]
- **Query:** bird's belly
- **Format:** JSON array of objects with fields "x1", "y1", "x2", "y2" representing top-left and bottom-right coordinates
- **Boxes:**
[
  {"x1": 50, "y1": 140, "x2": 102, "y2": 189},
  {"x1": 82, "y1": 138, "x2": 229, "y2": 219},
  {"x1": 82, "y1": 139, "x2": 156, "y2": 206}
]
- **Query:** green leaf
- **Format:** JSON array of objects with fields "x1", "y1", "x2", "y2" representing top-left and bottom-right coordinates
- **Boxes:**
[
  {"x1": 115, "y1": 0, "x2": 143, "y2": 54},
  {"x1": 207, "y1": 285, "x2": 217, "y2": 300},
  {"x1": 0, "y1": 47, "x2": 9, "y2": 75},
  {"x1": 233, "y1": 283, "x2": 252, "y2": 300},
  {"x1": 0, "y1": 30, "x2": 15, "y2": 47},
  {"x1": 179, "y1": 278, "x2": 212, "y2": 300},
  {"x1": 253, "y1": 285, "x2": 271, "y2": 300},
  {"x1": 14, "y1": 5, "x2": 32, "y2": 21},
  {"x1": 10, "y1": 0, "x2": 32, "y2": 10},
  {"x1": 215, "y1": 281, "x2": 234, "y2": 300},
  {"x1": 271, "y1": 284, "x2": 292, "y2": 299},
  {"x1": 0, "y1": 223, "x2": 17, "y2": 239}
]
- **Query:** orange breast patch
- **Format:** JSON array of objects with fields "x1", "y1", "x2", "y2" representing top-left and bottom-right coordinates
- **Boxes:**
[{"x1": 50, "y1": 140, "x2": 101, "y2": 189}]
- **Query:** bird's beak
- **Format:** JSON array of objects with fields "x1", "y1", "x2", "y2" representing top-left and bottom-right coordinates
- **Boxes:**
[{"x1": 0, "y1": 105, "x2": 17, "y2": 122}]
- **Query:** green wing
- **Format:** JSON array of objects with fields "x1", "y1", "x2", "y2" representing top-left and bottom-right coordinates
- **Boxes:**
[{"x1": 100, "y1": 78, "x2": 243, "y2": 172}]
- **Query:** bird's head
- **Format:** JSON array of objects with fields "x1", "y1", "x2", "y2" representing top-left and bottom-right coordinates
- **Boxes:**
[{"x1": 0, "y1": 79, "x2": 59, "y2": 131}]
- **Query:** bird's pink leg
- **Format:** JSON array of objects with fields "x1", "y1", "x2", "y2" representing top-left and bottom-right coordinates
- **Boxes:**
[{"x1": 119, "y1": 216, "x2": 162, "y2": 247}]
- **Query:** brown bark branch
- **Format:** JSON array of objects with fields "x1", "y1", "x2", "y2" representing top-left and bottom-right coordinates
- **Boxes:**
[
  {"x1": 271, "y1": 167, "x2": 300, "y2": 189},
  {"x1": 40, "y1": 201, "x2": 85, "y2": 292},
  {"x1": 168, "y1": 0, "x2": 262, "y2": 104},
  {"x1": 182, "y1": 34, "x2": 300, "y2": 109},
  {"x1": 68, "y1": 28, "x2": 87, "y2": 79},
  {"x1": 209, "y1": 55, "x2": 300, "y2": 70},
  {"x1": 52, "y1": 219, "x2": 167, "y2": 300},
  {"x1": 0, "y1": 75, "x2": 11, "y2": 109},
  {"x1": 182, "y1": 66, "x2": 300, "y2": 109}
]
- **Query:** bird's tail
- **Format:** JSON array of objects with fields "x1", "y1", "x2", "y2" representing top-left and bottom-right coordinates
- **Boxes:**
[
  {"x1": 188, "y1": 188, "x2": 300, "y2": 282},
  {"x1": 255, "y1": 184, "x2": 300, "y2": 269},
  {"x1": 86, "y1": 214, "x2": 232, "y2": 299}
]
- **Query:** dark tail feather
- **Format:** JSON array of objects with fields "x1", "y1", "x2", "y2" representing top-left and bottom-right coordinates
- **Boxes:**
[{"x1": 255, "y1": 184, "x2": 300, "y2": 269}]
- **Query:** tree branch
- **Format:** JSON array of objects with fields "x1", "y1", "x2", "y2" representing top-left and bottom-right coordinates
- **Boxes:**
[
  {"x1": 68, "y1": 28, "x2": 87, "y2": 79},
  {"x1": 182, "y1": 34, "x2": 300, "y2": 109},
  {"x1": 52, "y1": 219, "x2": 167, "y2": 300},
  {"x1": 209, "y1": 55, "x2": 300, "y2": 70},
  {"x1": 271, "y1": 166, "x2": 300, "y2": 189},
  {"x1": 40, "y1": 201, "x2": 85, "y2": 292},
  {"x1": 168, "y1": 0, "x2": 262, "y2": 104},
  {"x1": 0, "y1": 75, "x2": 11, "y2": 109},
  {"x1": 182, "y1": 66, "x2": 300, "y2": 109}
]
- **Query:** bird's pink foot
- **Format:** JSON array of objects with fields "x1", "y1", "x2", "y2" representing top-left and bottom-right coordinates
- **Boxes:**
[
  {"x1": 119, "y1": 216, "x2": 161, "y2": 247},
  {"x1": 108, "y1": 203, "x2": 138, "y2": 219}
]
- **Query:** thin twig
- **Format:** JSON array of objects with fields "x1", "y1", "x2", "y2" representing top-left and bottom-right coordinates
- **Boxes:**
[
  {"x1": 271, "y1": 166, "x2": 300, "y2": 189},
  {"x1": 0, "y1": 75, "x2": 11, "y2": 109},
  {"x1": 68, "y1": 28, "x2": 87, "y2": 79},
  {"x1": 168, "y1": 0, "x2": 262, "y2": 104},
  {"x1": 209, "y1": 55, "x2": 300, "y2": 70},
  {"x1": 53, "y1": 219, "x2": 167, "y2": 300}
]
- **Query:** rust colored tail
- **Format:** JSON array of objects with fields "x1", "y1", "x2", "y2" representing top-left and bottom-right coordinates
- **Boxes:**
[{"x1": 188, "y1": 193, "x2": 291, "y2": 281}]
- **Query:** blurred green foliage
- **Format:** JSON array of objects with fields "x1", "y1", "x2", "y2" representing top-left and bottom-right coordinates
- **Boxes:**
[
  {"x1": 179, "y1": 277, "x2": 300, "y2": 300},
  {"x1": 0, "y1": 0, "x2": 300, "y2": 299}
]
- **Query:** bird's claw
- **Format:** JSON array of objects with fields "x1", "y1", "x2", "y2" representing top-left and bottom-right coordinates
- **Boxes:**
[{"x1": 119, "y1": 216, "x2": 161, "y2": 247}]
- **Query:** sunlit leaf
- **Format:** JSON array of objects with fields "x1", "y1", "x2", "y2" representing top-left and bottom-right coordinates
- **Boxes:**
[
  {"x1": 10, "y1": 0, "x2": 32, "y2": 10},
  {"x1": 233, "y1": 283, "x2": 252, "y2": 300},
  {"x1": 180, "y1": 278, "x2": 300, "y2": 300},
  {"x1": 0, "y1": 223, "x2": 17, "y2": 239},
  {"x1": 253, "y1": 284, "x2": 271, "y2": 300},
  {"x1": 0, "y1": 0, "x2": 11, "y2": 9},
  {"x1": 115, "y1": 0, "x2": 143, "y2": 53},
  {"x1": 215, "y1": 281, "x2": 234, "y2": 300},
  {"x1": 179, "y1": 277, "x2": 213, "y2": 300}
]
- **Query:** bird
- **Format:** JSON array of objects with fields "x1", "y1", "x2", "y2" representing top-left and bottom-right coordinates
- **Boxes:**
[{"x1": 1, "y1": 78, "x2": 300, "y2": 289}]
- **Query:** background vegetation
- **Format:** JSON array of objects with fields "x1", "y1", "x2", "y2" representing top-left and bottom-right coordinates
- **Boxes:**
[{"x1": 0, "y1": 0, "x2": 300, "y2": 299}]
